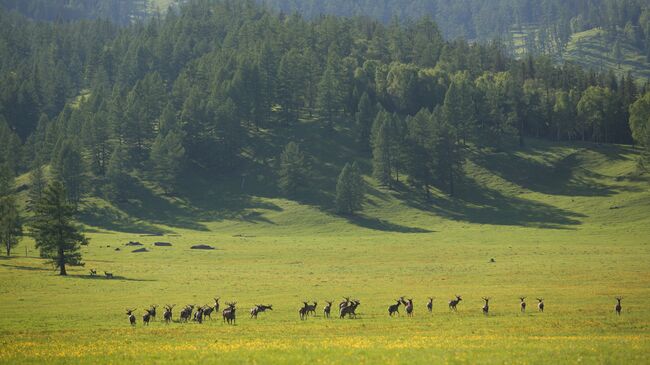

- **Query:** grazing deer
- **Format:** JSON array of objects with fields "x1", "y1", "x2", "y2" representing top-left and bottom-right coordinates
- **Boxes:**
[
  {"x1": 163, "y1": 305, "x2": 175, "y2": 323},
  {"x1": 482, "y1": 297, "x2": 490, "y2": 315},
  {"x1": 305, "y1": 301, "x2": 317, "y2": 316},
  {"x1": 89, "y1": 269, "x2": 97, "y2": 277},
  {"x1": 104, "y1": 271, "x2": 113, "y2": 279},
  {"x1": 126, "y1": 308, "x2": 136, "y2": 326},
  {"x1": 449, "y1": 295, "x2": 462, "y2": 311},
  {"x1": 388, "y1": 299, "x2": 401, "y2": 317},
  {"x1": 427, "y1": 297, "x2": 434, "y2": 313},
  {"x1": 250, "y1": 304, "x2": 272, "y2": 319},
  {"x1": 222, "y1": 302, "x2": 237, "y2": 325},
  {"x1": 520, "y1": 297, "x2": 527, "y2": 313},
  {"x1": 324, "y1": 301, "x2": 333, "y2": 318},
  {"x1": 203, "y1": 305, "x2": 214, "y2": 320},
  {"x1": 537, "y1": 298, "x2": 544, "y2": 312},
  {"x1": 615, "y1": 297, "x2": 622, "y2": 315},
  {"x1": 405, "y1": 299, "x2": 414, "y2": 317}
]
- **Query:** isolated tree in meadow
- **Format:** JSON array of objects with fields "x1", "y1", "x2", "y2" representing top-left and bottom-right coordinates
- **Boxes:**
[
  {"x1": 150, "y1": 130, "x2": 185, "y2": 194},
  {"x1": 31, "y1": 181, "x2": 88, "y2": 275},
  {"x1": 279, "y1": 142, "x2": 309, "y2": 197},
  {"x1": 336, "y1": 162, "x2": 365, "y2": 215},
  {"x1": 629, "y1": 91, "x2": 650, "y2": 168},
  {"x1": 0, "y1": 195, "x2": 22, "y2": 256}
]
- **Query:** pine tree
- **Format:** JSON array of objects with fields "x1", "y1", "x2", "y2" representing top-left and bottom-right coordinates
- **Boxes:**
[
  {"x1": 150, "y1": 130, "x2": 185, "y2": 194},
  {"x1": 104, "y1": 144, "x2": 129, "y2": 201},
  {"x1": 278, "y1": 142, "x2": 308, "y2": 197},
  {"x1": 372, "y1": 121, "x2": 392, "y2": 187},
  {"x1": 28, "y1": 160, "x2": 47, "y2": 212},
  {"x1": 356, "y1": 92, "x2": 375, "y2": 152},
  {"x1": 52, "y1": 139, "x2": 85, "y2": 205},
  {"x1": 0, "y1": 195, "x2": 21, "y2": 257},
  {"x1": 317, "y1": 63, "x2": 343, "y2": 129},
  {"x1": 443, "y1": 71, "x2": 476, "y2": 145},
  {"x1": 336, "y1": 162, "x2": 365, "y2": 215},
  {"x1": 31, "y1": 181, "x2": 88, "y2": 276}
]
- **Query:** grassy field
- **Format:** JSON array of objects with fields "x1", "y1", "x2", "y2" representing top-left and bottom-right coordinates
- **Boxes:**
[{"x1": 1, "y1": 138, "x2": 649, "y2": 364}]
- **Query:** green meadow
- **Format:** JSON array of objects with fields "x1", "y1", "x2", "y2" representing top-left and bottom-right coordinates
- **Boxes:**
[{"x1": 1, "y1": 140, "x2": 649, "y2": 364}]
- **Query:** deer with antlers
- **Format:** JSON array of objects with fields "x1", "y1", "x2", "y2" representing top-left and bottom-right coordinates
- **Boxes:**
[
  {"x1": 405, "y1": 298, "x2": 414, "y2": 317},
  {"x1": 519, "y1": 297, "x2": 526, "y2": 313},
  {"x1": 250, "y1": 304, "x2": 273, "y2": 319},
  {"x1": 323, "y1": 301, "x2": 333, "y2": 318},
  {"x1": 388, "y1": 299, "x2": 401, "y2": 317},
  {"x1": 537, "y1": 298, "x2": 544, "y2": 312},
  {"x1": 222, "y1": 302, "x2": 237, "y2": 325},
  {"x1": 615, "y1": 297, "x2": 622, "y2": 315},
  {"x1": 449, "y1": 295, "x2": 462, "y2": 311},
  {"x1": 427, "y1": 297, "x2": 434, "y2": 313},
  {"x1": 163, "y1": 305, "x2": 175, "y2": 323}
]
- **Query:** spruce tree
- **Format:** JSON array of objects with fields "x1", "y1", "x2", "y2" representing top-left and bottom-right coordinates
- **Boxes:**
[
  {"x1": 31, "y1": 181, "x2": 88, "y2": 275},
  {"x1": 372, "y1": 122, "x2": 392, "y2": 187},
  {"x1": 150, "y1": 130, "x2": 185, "y2": 194},
  {"x1": 52, "y1": 139, "x2": 85, "y2": 205},
  {"x1": 278, "y1": 142, "x2": 308, "y2": 196},
  {"x1": 28, "y1": 160, "x2": 47, "y2": 211},
  {"x1": 356, "y1": 92, "x2": 375, "y2": 152},
  {"x1": 0, "y1": 195, "x2": 21, "y2": 257},
  {"x1": 336, "y1": 162, "x2": 365, "y2": 215},
  {"x1": 104, "y1": 144, "x2": 129, "y2": 201}
]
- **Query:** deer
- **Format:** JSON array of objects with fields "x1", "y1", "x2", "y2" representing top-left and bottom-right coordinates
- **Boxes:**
[
  {"x1": 203, "y1": 305, "x2": 214, "y2": 320},
  {"x1": 323, "y1": 301, "x2": 333, "y2": 318},
  {"x1": 143, "y1": 308, "x2": 155, "y2": 325},
  {"x1": 339, "y1": 297, "x2": 350, "y2": 315},
  {"x1": 340, "y1": 300, "x2": 360, "y2": 319},
  {"x1": 615, "y1": 297, "x2": 622, "y2": 315},
  {"x1": 89, "y1": 269, "x2": 97, "y2": 277},
  {"x1": 537, "y1": 298, "x2": 544, "y2": 312},
  {"x1": 449, "y1": 295, "x2": 462, "y2": 311},
  {"x1": 104, "y1": 271, "x2": 113, "y2": 279},
  {"x1": 520, "y1": 297, "x2": 527, "y2": 313},
  {"x1": 214, "y1": 297, "x2": 220, "y2": 313},
  {"x1": 305, "y1": 301, "x2": 317, "y2": 316},
  {"x1": 149, "y1": 305, "x2": 158, "y2": 321},
  {"x1": 163, "y1": 304, "x2": 175, "y2": 323},
  {"x1": 299, "y1": 302, "x2": 309, "y2": 320},
  {"x1": 405, "y1": 298, "x2": 414, "y2": 317},
  {"x1": 180, "y1": 305, "x2": 194, "y2": 322},
  {"x1": 126, "y1": 308, "x2": 136, "y2": 326},
  {"x1": 388, "y1": 299, "x2": 401, "y2": 317},
  {"x1": 427, "y1": 297, "x2": 434, "y2": 313},
  {"x1": 399, "y1": 296, "x2": 408, "y2": 307},
  {"x1": 482, "y1": 297, "x2": 490, "y2": 315},
  {"x1": 222, "y1": 302, "x2": 237, "y2": 325},
  {"x1": 193, "y1": 306, "x2": 205, "y2": 323},
  {"x1": 250, "y1": 304, "x2": 272, "y2": 319}
]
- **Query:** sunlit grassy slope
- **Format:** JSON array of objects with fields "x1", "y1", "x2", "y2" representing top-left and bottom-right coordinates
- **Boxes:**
[{"x1": 1, "y1": 131, "x2": 649, "y2": 363}]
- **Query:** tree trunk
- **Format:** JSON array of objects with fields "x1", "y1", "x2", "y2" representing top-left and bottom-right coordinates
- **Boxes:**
[
  {"x1": 6, "y1": 245, "x2": 10, "y2": 257},
  {"x1": 58, "y1": 248, "x2": 67, "y2": 276}
]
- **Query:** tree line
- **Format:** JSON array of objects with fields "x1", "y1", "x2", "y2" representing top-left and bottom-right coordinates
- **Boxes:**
[{"x1": 1, "y1": 0, "x2": 649, "y2": 223}]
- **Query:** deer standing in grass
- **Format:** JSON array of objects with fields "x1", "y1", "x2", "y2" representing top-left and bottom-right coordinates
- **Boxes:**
[
  {"x1": 427, "y1": 297, "x2": 434, "y2": 313},
  {"x1": 405, "y1": 299, "x2": 414, "y2": 317},
  {"x1": 615, "y1": 297, "x2": 622, "y2": 315},
  {"x1": 126, "y1": 309, "x2": 136, "y2": 326},
  {"x1": 388, "y1": 299, "x2": 401, "y2": 317},
  {"x1": 163, "y1": 305, "x2": 175, "y2": 323},
  {"x1": 482, "y1": 297, "x2": 490, "y2": 315},
  {"x1": 520, "y1": 297, "x2": 526, "y2": 313},
  {"x1": 449, "y1": 295, "x2": 462, "y2": 311},
  {"x1": 537, "y1": 298, "x2": 544, "y2": 312},
  {"x1": 222, "y1": 302, "x2": 237, "y2": 325},
  {"x1": 324, "y1": 301, "x2": 333, "y2": 318}
]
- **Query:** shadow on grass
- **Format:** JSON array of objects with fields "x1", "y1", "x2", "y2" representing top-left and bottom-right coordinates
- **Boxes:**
[
  {"x1": 0, "y1": 263, "x2": 51, "y2": 271},
  {"x1": 64, "y1": 275, "x2": 156, "y2": 282},
  {"x1": 344, "y1": 215, "x2": 433, "y2": 233}
]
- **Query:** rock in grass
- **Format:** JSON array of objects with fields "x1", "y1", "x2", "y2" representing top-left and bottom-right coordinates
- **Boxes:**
[
  {"x1": 191, "y1": 244, "x2": 215, "y2": 250},
  {"x1": 132, "y1": 247, "x2": 149, "y2": 253},
  {"x1": 125, "y1": 241, "x2": 143, "y2": 246},
  {"x1": 154, "y1": 242, "x2": 172, "y2": 247}
]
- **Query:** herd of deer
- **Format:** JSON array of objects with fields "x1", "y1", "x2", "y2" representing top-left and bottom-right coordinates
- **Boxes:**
[{"x1": 124, "y1": 296, "x2": 625, "y2": 326}]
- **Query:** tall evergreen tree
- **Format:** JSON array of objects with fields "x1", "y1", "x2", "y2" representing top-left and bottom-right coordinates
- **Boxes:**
[
  {"x1": 52, "y1": 139, "x2": 85, "y2": 205},
  {"x1": 356, "y1": 93, "x2": 375, "y2": 152},
  {"x1": 150, "y1": 130, "x2": 185, "y2": 194},
  {"x1": 104, "y1": 144, "x2": 129, "y2": 201},
  {"x1": 31, "y1": 181, "x2": 88, "y2": 276},
  {"x1": 336, "y1": 162, "x2": 365, "y2": 215},
  {"x1": 278, "y1": 142, "x2": 309, "y2": 197},
  {"x1": 372, "y1": 121, "x2": 392, "y2": 187},
  {"x1": 443, "y1": 71, "x2": 476, "y2": 145},
  {"x1": 0, "y1": 195, "x2": 22, "y2": 256}
]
